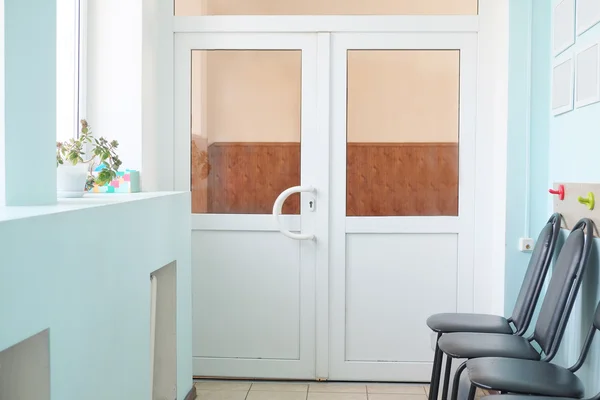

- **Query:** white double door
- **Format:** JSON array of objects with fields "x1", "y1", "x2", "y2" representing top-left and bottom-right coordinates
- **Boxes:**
[{"x1": 175, "y1": 31, "x2": 477, "y2": 381}]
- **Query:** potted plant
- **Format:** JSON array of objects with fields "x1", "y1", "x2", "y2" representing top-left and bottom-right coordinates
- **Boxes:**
[{"x1": 56, "y1": 120, "x2": 122, "y2": 198}]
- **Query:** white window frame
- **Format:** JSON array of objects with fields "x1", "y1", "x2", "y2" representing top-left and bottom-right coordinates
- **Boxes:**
[
  {"x1": 57, "y1": 0, "x2": 87, "y2": 142},
  {"x1": 77, "y1": 0, "x2": 88, "y2": 130}
]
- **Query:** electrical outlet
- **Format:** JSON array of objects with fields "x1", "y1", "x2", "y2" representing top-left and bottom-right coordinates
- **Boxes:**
[{"x1": 519, "y1": 238, "x2": 534, "y2": 252}]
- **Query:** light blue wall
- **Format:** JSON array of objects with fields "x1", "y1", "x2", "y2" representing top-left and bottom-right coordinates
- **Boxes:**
[
  {"x1": 4, "y1": 0, "x2": 57, "y2": 205},
  {"x1": 507, "y1": 0, "x2": 600, "y2": 391},
  {"x1": 546, "y1": 1, "x2": 600, "y2": 388},
  {"x1": 0, "y1": 193, "x2": 193, "y2": 399},
  {"x1": 505, "y1": 0, "x2": 552, "y2": 317}
]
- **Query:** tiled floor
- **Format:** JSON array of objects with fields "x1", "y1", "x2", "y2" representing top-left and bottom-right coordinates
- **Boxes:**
[{"x1": 194, "y1": 380, "x2": 490, "y2": 400}]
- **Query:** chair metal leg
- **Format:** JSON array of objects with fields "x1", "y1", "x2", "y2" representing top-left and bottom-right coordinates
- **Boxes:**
[
  {"x1": 450, "y1": 361, "x2": 467, "y2": 400},
  {"x1": 467, "y1": 384, "x2": 477, "y2": 400},
  {"x1": 429, "y1": 333, "x2": 444, "y2": 400},
  {"x1": 440, "y1": 355, "x2": 452, "y2": 400}
]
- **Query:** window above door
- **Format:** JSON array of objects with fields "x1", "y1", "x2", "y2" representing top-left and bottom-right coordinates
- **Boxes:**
[{"x1": 174, "y1": 0, "x2": 478, "y2": 16}]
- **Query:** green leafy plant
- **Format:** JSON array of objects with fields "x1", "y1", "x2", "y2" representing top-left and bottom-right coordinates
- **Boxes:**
[{"x1": 56, "y1": 120, "x2": 122, "y2": 191}]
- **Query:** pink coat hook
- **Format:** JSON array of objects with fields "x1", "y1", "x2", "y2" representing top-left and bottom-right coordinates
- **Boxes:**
[{"x1": 549, "y1": 184, "x2": 565, "y2": 201}]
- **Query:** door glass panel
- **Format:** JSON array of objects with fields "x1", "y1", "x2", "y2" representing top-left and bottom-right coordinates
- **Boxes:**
[
  {"x1": 175, "y1": 0, "x2": 477, "y2": 16},
  {"x1": 346, "y1": 50, "x2": 459, "y2": 217},
  {"x1": 190, "y1": 50, "x2": 301, "y2": 214}
]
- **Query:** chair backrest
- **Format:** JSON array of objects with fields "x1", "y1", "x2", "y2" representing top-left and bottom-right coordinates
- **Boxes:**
[
  {"x1": 561, "y1": 300, "x2": 600, "y2": 374},
  {"x1": 510, "y1": 213, "x2": 562, "y2": 334},
  {"x1": 532, "y1": 218, "x2": 594, "y2": 360}
]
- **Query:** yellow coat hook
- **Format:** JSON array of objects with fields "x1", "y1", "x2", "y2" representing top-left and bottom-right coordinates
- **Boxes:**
[{"x1": 578, "y1": 192, "x2": 595, "y2": 210}]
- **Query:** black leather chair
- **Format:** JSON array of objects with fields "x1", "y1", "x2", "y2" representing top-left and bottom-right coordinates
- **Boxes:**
[
  {"x1": 426, "y1": 213, "x2": 561, "y2": 400},
  {"x1": 463, "y1": 297, "x2": 600, "y2": 400},
  {"x1": 439, "y1": 218, "x2": 594, "y2": 400}
]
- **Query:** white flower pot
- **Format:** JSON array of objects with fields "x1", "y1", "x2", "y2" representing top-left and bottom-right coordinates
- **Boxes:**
[{"x1": 57, "y1": 164, "x2": 89, "y2": 198}]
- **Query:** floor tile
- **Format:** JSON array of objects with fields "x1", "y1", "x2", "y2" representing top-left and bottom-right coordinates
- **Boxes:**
[
  {"x1": 247, "y1": 391, "x2": 307, "y2": 400},
  {"x1": 308, "y1": 393, "x2": 367, "y2": 400},
  {"x1": 252, "y1": 383, "x2": 309, "y2": 392},
  {"x1": 367, "y1": 385, "x2": 426, "y2": 395},
  {"x1": 196, "y1": 390, "x2": 249, "y2": 400},
  {"x1": 195, "y1": 381, "x2": 252, "y2": 391},
  {"x1": 369, "y1": 395, "x2": 428, "y2": 400},
  {"x1": 309, "y1": 383, "x2": 367, "y2": 393}
]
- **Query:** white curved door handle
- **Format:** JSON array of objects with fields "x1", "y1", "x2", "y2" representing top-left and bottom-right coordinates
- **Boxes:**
[{"x1": 273, "y1": 185, "x2": 316, "y2": 240}]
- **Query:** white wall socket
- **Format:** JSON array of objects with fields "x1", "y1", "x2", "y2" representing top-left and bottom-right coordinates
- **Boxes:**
[{"x1": 519, "y1": 238, "x2": 534, "y2": 252}]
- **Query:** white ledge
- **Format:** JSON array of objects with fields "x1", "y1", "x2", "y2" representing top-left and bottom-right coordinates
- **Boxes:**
[
  {"x1": 173, "y1": 15, "x2": 480, "y2": 33},
  {"x1": 0, "y1": 192, "x2": 187, "y2": 223}
]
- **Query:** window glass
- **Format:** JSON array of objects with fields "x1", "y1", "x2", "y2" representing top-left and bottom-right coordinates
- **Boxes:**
[
  {"x1": 190, "y1": 50, "x2": 302, "y2": 214},
  {"x1": 175, "y1": 0, "x2": 478, "y2": 16},
  {"x1": 346, "y1": 50, "x2": 460, "y2": 216}
]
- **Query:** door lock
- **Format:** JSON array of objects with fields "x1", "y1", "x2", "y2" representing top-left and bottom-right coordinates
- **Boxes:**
[{"x1": 308, "y1": 197, "x2": 316, "y2": 212}]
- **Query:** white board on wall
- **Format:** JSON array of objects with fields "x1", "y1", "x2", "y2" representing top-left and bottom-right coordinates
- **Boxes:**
[
  {"x1": 575, "y1": 42, "x2": 600, "y2": 108},
  {"x1": 577, "y1": 0, "x2": 600, "y2": 36},
  {"x1": 552, "y1": 57, "x2": 574, "y2": 115},
  {"x1": 554, "y1": 0, "x2": 576, "y2": 55}
]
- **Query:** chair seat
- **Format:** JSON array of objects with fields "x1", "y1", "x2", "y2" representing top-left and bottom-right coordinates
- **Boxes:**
[
  {"x1": 467, "y1": 358, "x2": 585, "y2": 399},
  {"x1": 438, "y1": 333, "x2": 541, "y2": 360},
  {"x1": 426, "y1": 313, "x2": 513, "y2": 334},
  {"x1": 481, "y1": 396, "x2": 578, "y2": 400}
]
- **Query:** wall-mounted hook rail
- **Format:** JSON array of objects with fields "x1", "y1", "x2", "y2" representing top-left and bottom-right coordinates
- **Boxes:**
[
  {"x1": 578, "y1": 192, "x2": 595, "y2": 210},
  {"x1": 553, "y1": 183, "x2": 600, "y2": 237},
  {"x1": 549, "y1": 184, "x2": 565, "y2": 200}
]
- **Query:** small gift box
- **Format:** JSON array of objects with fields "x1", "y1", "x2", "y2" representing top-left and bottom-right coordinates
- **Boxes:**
[{"x1": 89, "y1": 169, "x2": 140, "y2": 193}]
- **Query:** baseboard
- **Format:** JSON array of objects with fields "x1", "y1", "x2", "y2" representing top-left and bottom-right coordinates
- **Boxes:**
[{"x1": 184, "y1": 385, "x2": 197, "y2": 400}]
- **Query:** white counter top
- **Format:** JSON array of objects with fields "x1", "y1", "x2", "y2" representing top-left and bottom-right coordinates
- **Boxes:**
[{"x1": 0, "y1": 192, "x2": 187, "y2": 223}]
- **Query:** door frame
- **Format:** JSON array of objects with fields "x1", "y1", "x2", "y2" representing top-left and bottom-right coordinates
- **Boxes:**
[{"x1": 147, "y1": 3, "x2": 509, "y2": 381}]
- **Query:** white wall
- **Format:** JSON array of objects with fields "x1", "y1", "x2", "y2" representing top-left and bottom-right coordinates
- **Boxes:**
[
  {"x1": 0, "y1": 330, "x2": 50, "y2": 400},
  {"x1": 0, "y1": 0, "x2": 5, "y2": 206},
  {"x1": 87, "y1": 0, "x2": 173, "y2": 190},
  {"x1": 142, "y1": 0, "x2": 174, "y2": 191},
  {"x1": 152, "y1": 262, "x2": 178, "y2": 400},
  {"x1": 87, "y1": 0, "x2": 143, "y2": 171},
  {"x1": 474, "y1": 0, "x2": 509, "y2": 316}
]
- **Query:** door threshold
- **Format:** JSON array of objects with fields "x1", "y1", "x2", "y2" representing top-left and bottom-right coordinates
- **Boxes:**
[
  {"x1": 193, "y1": 376, "x2": 315, "y2": 382},
  {"x1": 193, "y1": 376, "x2": 429, "y2": 384}
]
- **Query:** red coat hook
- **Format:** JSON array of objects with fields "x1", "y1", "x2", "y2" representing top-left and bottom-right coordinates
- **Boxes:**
[{"x1": 549, "y1": 184, "x2": 565, "y2": 201}]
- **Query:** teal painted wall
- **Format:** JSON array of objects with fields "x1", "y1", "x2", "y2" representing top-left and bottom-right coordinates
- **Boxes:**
[
  {"x1": 4, "y1": 0, "x2": 57, "y2": 205},
  {"x1": 505, "y1": 0, "x2": 552, "y2": 317},
  {"x1": 546, "y1": 0, "x2": 600, "y2": 388},
  {"x1": 507, "y1": 0, "x2": 600, "y2": 391},
  {"x1": 0, "y1": 193, "x2": 193, "y2": 399}
]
